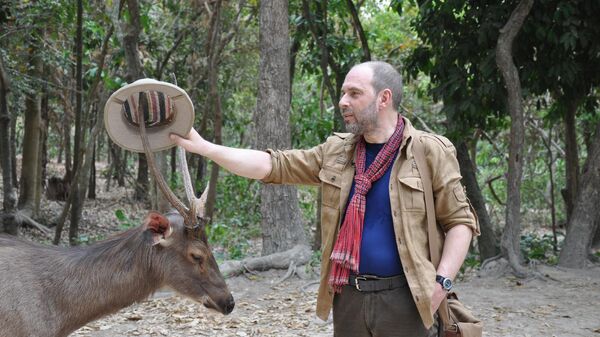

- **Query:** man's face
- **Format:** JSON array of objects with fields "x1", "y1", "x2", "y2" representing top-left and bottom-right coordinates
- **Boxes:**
[{"x1": 339, "y1": 66, "x2": 379, "y2": 135}]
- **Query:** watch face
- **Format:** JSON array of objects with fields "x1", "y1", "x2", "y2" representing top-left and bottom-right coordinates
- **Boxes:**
[{"x1": 442, "y1": 278, "x2": 452, "y2": 290}]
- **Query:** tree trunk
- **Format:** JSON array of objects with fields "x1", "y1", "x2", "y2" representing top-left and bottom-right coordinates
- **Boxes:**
[
  {"x1": 495, "y1": 0, "x2": 534, "y2": 278},
  {"x1": 0, "y1": 53, "x2": 17, "y2": 223},
  {"x1": 63, "y1": 98, "x2": 72, "y2": 180},
  {"x1": 69, "y1": 102, "x2": 104, "y2": 245},
  {"x1": 119, "y1": 0, "x2": 147, "y2": 201},
  {"x1": 72, "y1": 0, "x2": 84, "y2": 179},
  {"x1": 592, "y1": 219, "x2": 600, "y2": 249},
  {"x1": 63, "y1": 22, "x2": 113, "y2": 244},
  {"x1": 87, "y1": 130, "x2": 97, "y2": 199},
  {"x1": 562, "y1": 97, "x2": 580, "y2": 225},
  {"x1": 40, "y1": 80, "x2": 49, "y2": 192},
  {"x1": 456, "y1": 141, "x2": 498, "y2": 260},
  {"x1": 256, "y1": 0, "x2": 307, "y2": 255},
  {"x1": 68, "y1": 0, "x2": 85, "y2": 244},
  {"x1": 170, "y1": 147, "x2": 177, "y2": 186},
  {"x1": 559, "y1": 120, "x2": 600, "y2": 267},
  {"x1": 18, "y1": 40, "x2": 43, "y2": 216},
  {"x1": 107, "y1": 142, "x2": 125, "y2": 189},
  {"x1": 204, "y1": 0, "x2": 223, "y2": 220},
  {"x1": 10, "y1": 109, "x2": 17, "y2": 189}
]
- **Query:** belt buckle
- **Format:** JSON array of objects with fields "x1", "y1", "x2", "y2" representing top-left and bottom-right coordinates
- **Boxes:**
[{"x1": 354, "y1": 276, "x2": 367, "y2": 291}]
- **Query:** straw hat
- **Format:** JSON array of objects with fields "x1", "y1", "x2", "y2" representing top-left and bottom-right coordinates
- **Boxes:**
[{"x1": 104, "y1": 78, "x2": 194, "y2": 152}]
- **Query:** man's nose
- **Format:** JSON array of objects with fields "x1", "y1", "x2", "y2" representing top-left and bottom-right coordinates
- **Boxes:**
[{"x1": 339, "y1": 94, "x2": 349, "y2": 109}]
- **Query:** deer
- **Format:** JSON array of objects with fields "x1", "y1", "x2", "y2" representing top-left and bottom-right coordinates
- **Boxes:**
[{"x1": 0, "y1": 105, "x2": 234, "y2": 337}]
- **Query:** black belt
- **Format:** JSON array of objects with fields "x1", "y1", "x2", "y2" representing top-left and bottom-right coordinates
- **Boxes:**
[{"x1": 348, "y1": 274, "x2": 407, "y2": 292}]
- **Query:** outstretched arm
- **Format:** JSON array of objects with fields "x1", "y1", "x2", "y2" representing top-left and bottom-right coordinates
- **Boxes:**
[{"x1": 170, "y1": 128, "x2": 272, "y2": 180}]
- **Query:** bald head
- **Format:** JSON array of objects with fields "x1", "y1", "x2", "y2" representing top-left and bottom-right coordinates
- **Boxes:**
[{"x1": 352, "y1": 61, "x2": 403, "y2": 111}]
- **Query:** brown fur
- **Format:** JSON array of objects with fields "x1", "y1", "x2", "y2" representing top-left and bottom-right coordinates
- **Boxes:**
[{"x1": 0, "y1": 211, "x2": 234, "y2": 337}]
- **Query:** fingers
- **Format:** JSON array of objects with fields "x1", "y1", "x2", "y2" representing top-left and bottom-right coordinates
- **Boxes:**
[
  {"x1": 169, "y1": 133, "x2": 185, "y2": 146},
  {"x1": 170, "y1": 128, "x2": 204, "y2": 154}
]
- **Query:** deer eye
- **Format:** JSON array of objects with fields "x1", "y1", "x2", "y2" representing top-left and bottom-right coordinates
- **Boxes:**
[{"x1": 190, "y1": 253, "x2": 204, "y2": 265}]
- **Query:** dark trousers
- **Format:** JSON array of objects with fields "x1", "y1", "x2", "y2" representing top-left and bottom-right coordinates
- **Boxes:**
[{"x1": 333, "y1": 284, "x2": 438, "y2": 337}]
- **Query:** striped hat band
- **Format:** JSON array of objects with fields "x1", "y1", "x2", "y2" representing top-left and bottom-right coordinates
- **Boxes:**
[{"x1": 121, "y1": 90, "x2": 176, "y2": 127}]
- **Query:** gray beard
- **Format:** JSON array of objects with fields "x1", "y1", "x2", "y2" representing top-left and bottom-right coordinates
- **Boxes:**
[{"x1": 344, "y1": 101, "x2": 378, "y2": 135}]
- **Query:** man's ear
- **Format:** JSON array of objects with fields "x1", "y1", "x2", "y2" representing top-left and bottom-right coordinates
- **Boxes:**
[
  {"x1": 378, "y1": 89, "x2": 393, "y2": 109},
  {"x1": 144, "y1": 211, "x2": 174, "y2": 246}
]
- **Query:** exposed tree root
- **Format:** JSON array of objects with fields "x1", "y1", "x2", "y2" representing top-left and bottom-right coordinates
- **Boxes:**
[
  {"x1": 220, "y1": 244, "x2": 312, "y2": 279},
  {"x1": 1, "y1": 211, "x2": 52, "y2": 237},
  {"x1": 273, "y1": 260, "x2": 297, "y2": 287}
]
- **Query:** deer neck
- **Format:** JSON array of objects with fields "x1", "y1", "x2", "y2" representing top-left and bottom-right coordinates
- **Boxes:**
[{"x1": 52, "y1": 230, "x2": 165, "y2": 334}]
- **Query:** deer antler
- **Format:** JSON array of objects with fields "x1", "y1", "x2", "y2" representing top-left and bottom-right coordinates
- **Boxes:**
[
  {"x1": 177, "y1": 146, "x2": 208, "y2": 219},
  {"x1": 136, "y1": 102, "x2": 201, "y2": 229}
]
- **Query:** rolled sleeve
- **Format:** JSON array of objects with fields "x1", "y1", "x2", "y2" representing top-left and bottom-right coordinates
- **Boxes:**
[
  {"x1": 261, "y1": 145, "x2": 324, "y2": 186},
  {"x1": 425, "y1": 135, "x2": 479, "y2": 235}
]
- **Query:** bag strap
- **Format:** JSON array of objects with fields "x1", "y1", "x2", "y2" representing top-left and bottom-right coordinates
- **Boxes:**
[{"x1": 411, "y1": 134, "x2": 452, "y2": 330}]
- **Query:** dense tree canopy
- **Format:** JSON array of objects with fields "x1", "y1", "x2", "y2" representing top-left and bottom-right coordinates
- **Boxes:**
[{"x1": 1, "y1": 0, "x2": 599, "y2": 269}]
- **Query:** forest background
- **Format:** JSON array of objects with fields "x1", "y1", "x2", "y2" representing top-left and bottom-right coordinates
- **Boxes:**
[{"x1": 1, "y1": 0, "x2": 600, "y2": 307}]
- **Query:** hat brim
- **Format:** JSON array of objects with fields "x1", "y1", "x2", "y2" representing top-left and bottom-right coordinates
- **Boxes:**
[{"x1": 104, "y1": 79, "x2": 194, "y2": 153}]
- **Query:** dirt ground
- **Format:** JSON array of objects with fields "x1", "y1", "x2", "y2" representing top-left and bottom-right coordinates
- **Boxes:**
[
  {"x1": 66, "y1": 262, "x2": 600, "y2": 337},
  {"x1": 5, "y1": 163, "x2": 600, "y2": 337}
]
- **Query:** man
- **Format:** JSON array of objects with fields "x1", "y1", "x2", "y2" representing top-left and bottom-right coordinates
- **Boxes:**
[{"x1": 171, "y1": 61, "x2": 479, "y2": 336}]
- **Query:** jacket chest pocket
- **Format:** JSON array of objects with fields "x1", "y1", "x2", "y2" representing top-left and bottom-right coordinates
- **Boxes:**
[
  {"x1": 398, "y1": 176, "x2": 425, "y2": 211},
  {"x1": 319, "y1": 168, "x2": 342, "y2": 209}
]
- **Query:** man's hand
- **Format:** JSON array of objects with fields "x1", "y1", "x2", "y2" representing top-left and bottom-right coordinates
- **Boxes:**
[
  {"x1": 431, "y1": 283, "x2": 447, "y2": 313},
  {"x1": 170, "y1": 128, "x2": 210, "y2": 156}
]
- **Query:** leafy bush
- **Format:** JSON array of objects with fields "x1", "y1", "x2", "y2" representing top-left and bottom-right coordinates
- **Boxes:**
[
  {"x1": 210, "y1": 174, "x2": 261, "y2": 260},
  {"x1": 115, "y1": 209, "x2": 134, "y2": 229},
  {"x1": 304, "y1": 249, "x2": 322, "y2": 276},
  {"x1": 206, "y1": 221, "x2": 251, "y2": 261},
  {"x1": 520, "y1": 232, "x2": 563, "y2": 265}
]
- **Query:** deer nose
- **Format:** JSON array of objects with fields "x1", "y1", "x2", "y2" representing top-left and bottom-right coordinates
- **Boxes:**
[{"x1": 224, "y1": 294, "x2": 235, "y2": 314}]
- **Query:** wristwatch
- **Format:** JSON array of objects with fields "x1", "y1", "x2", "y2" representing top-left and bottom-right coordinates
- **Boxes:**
[{"x1": 436, "y1": 275, "x2": 453, "y2": 291}]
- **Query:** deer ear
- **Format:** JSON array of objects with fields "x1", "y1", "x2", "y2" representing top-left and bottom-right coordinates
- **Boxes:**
[{"x1": 144, "y1": 211, "x2": 173, "y2": 246}]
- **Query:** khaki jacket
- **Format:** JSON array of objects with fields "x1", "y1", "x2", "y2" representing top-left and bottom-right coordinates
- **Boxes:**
[{"x1": 261, "y1": 117, "x2": 479, "y2": 328}]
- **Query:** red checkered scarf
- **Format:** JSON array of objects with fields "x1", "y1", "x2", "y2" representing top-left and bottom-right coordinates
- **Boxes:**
[{"x1": 328, "y1": 116, "x2": 405, "y2": 293}]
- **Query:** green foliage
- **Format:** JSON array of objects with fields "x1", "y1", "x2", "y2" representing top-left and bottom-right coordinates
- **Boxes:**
[
  {"x1": 458, "y1": 251, "x2": 481, "y2": 279},
  {"x1": 304, "y1": 249, "x2": 322, "y2": 275},
  {"x1": 463, "y1": 252, "x2": 481, "y2": 270},
  {"x1": 115, "y1": 209, "x2": 134, "y2": 229},
  {"x1": 363, "y1": 0, "x2": 420, "y2": 62},
  {"x1": 520, "y1": 232, "x2": 562, "y2": 265},
  {"x1": 297, "y1": 186, "x2": 319, "y2": 227},
  {"x1": 209, "y1": 174, "x2": 261, "y2": 260},
  {"x1": 291, "y1": 74, "x2": 334, "y2": 147},
  {"x1": 206, "y1": 221, "x2": 250, "y2": 260}
]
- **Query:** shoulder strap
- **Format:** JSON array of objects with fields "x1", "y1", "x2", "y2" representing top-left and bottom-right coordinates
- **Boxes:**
[
  {"x1": 412, "y1": 134, "x2": 452, "y2": 329},
  {"x1": 411, "y1": 134, "x2": 442, "y2": 265}
]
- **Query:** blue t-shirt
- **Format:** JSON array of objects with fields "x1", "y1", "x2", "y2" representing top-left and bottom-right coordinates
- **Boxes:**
[{"x1": 344, "y1": 142, "x2": 403, "y2": 277}]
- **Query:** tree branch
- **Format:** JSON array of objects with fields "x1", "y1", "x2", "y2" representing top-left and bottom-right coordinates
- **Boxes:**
[{"x1": 345, "y1": 0, "x2": 370, "y2": 61}]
